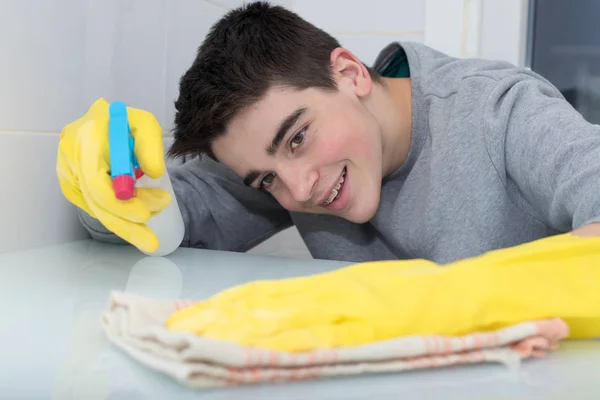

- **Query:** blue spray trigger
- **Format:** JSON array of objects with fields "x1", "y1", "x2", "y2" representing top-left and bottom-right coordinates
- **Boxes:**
[{"x1": 108, "y1": 101, "x2": 142, "y2": 199}]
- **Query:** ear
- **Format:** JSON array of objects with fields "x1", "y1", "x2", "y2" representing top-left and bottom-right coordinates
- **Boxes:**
[{"x1": 330, "y1": 47, "x2": 373, "y2": 98}]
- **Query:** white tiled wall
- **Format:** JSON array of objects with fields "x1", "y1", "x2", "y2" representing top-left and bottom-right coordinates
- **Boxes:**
[
  {"x1": 0, "y1": 133, "x2": 88, "y2": 252},
  {"x1": 0, "y1": 0, "x2": 430, "y2": 255},
  {"x1": 478, "y1": 0, "x2": 529, "y2": 66}
]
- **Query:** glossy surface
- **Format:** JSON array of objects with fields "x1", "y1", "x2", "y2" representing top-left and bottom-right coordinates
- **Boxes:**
[{"x1": 1, "y1": 240, "x2": 599, "y2": 399}]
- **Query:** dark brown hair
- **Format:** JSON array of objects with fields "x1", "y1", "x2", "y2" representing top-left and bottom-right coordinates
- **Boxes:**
[{"x1": 169, "y1": 1, "x2": 379, "y2": 159}]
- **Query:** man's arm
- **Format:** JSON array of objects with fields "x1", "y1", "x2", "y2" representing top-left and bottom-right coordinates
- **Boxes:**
[
  {"x1": 80, "y1": 156, "x2": 293, "y2": 252},
  {"x1": 481, "y1": 70, "x2": 600, "y2": 234}
]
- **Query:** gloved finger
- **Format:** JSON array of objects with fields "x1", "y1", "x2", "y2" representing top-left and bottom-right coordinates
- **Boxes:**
[
  {"x1": 202, "y1": 291, "x2": 383, "y2": 351},
  {"x1": 56, "y1": 144, "x2": 77, "y2": 185},
  {"x1": 168, "y1": 302, "x2": 345, "y2": 352},
  {"x1": 88, "y1": 201, "x2": 160, "y2": 253},
  {"x1": 78, "y1": 126, "x2": 152, "y2": 223},
  {"x1": 128, "y1": 107, "x2": 166, "y2": 179},
  {"x1": 167, "y1": 288, "x2": 325, "y2": 333},
  {"x1": 87, "y1": 97, "x2": 111, "y2": 119},
  {"x1": 135, "y1": 187, "x2": 172, "y2": 213},
  {"x1": 247, "y1": 321, "x2": 364, "y2": 352},
  {"x1": 80, "y1": 170, "x2": 152, "y2": 223},
  {"x1": 56, "y1": 146, "x2": 96, "y2": 216},
  {"x1": 57, "y1": 175, "x2": 95, "y2": 218}
]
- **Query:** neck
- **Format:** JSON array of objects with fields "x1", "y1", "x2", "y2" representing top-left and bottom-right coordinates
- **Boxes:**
[{"x1": 364, "y1": 77, "x2": 413, "y2": 177}]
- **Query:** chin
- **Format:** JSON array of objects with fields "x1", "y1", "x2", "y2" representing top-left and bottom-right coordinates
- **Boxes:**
[
  {"x1": 345, "y1": 214, "x2": 372, "y2": 224},
  {"x1": 345, "y1": 192, "x2": 381, "y2": 223},
  {"x1": 346, "y1": 208, "x2": 377, "y2": 224}
]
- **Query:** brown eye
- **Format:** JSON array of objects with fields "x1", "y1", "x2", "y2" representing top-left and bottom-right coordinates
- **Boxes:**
[
  {"x1": 290, "y1": 129, "x2": 305, "y2": 150},
  {"x1": 260, "y1": 173, "x2": 275, "y2": 189}
]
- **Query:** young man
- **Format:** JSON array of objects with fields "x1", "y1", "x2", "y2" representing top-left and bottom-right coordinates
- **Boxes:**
[{"x1": 57, "y1": 2, "x2": 600, "y2": 264}]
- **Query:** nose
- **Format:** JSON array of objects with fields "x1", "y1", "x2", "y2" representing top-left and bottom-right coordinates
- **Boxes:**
[{"x1": 278, "y1": 164, "x2": 318, "y2": 203}]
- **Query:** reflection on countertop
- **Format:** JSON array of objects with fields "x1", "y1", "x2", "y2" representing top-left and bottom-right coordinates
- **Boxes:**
[{"x1": 0, "y1": 240, "x2": 599, "y2": 399}]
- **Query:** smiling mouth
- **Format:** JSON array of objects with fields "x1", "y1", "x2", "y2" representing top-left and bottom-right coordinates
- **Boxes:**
[{"x1": 322, "y1": 167, "x2": 346, "y2": 206}]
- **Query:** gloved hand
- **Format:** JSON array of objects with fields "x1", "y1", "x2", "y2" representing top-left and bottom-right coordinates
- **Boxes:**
[
  {"x1": 166, "y1": 234, "x2": 600, "y2": 352},
  {"x1": 57, "y1": 98, "x2": 172, "y2": 253}
]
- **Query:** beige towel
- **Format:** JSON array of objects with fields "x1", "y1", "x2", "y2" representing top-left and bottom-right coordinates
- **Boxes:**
[{"x1": 101, "y1": 291, "x2": 569, "y2": 388}]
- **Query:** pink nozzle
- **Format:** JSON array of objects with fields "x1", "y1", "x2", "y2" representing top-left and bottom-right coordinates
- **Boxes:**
[
  {"x1": 112, "y1": 175, "x2": 135, "y2": 200},
  {"x1": 135, "y1": 168, "x2": 144, "y2": 179}
]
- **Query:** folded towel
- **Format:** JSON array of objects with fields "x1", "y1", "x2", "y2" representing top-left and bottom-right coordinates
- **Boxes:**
[{"x1": 101, "y1": 291, "x2": 569, "y2": 388}]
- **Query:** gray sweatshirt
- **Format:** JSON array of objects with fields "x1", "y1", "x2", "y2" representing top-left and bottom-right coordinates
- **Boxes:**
[{"x1": 80, "y1": 42, "x2": 600, "y2": 264}]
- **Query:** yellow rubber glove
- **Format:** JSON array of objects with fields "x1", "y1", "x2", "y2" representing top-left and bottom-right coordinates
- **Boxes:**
[
  {"x1": 166, "y1": 234, "x2": 600, "y2": 352},
  {"x1": 57, "y1": 98, "x2": 171, "y2": 253}
]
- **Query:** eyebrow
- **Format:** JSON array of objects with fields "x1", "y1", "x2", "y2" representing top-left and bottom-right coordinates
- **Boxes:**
[{"x1": 266, "y1": 107, "x2": 307, "y2": 155}]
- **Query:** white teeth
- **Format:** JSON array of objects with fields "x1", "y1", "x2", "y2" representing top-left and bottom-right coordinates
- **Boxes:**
[
  {"x1": 323, "y1": 168, "x2": 346, "y2": 206},
  {"x1": 326, "y1": 189, "x2": 338, "y2": 204}
]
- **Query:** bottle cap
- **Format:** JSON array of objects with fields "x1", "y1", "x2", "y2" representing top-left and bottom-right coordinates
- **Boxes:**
[{"x1": 112, "y1": 175, "x2": 135, "y2": 200}]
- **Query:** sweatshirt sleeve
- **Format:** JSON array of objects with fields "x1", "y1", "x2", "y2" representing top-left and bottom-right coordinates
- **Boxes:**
[
  {"x1": 482, "y1": 71, "x2": 600, "y2": 232},
  {"x1": 79, "y1": 156, "x2": 293, "y2": 252}
]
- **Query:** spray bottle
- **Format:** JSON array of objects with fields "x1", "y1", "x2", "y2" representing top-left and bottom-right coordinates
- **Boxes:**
[{"x1": 108, "y1": 101, "x2": 184, "y2": 256}]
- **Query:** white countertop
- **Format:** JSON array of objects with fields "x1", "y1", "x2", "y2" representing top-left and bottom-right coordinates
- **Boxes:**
[{"x1": 1, "y1": 240, "x2": 599, "y2": 399}]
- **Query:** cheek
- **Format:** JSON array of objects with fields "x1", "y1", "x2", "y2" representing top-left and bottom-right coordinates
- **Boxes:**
[
  {"x1": 271, "y1": 190, "x2": 301, "y2": 211},
  {"x1": 314, "y1": 136, "x2": 347, "y2": 162},
  {"x1": 317, "y1": 118, "x2": 377, "y2": 161}
]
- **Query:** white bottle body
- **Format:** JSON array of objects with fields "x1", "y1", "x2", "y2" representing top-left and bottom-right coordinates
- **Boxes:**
[{"x1": 135, "y1": 171, "x2": 184, "y2": 257}]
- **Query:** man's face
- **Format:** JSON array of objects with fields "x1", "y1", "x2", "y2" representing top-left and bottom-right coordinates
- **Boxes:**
[{"x1": 213, "y1": 78, "x2": 384, "y2": 223}]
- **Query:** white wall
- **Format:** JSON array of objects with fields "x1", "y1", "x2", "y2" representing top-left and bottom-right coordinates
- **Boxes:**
[
  {"x1": 0, "y1": 0, "x2": 432, "y2": 255},
  {"x1": 478, "y1": 0, "x2": 529, "y2": 66},
  {"x1": 423, "y1": 0, "x2": 530, "y2": 66}
]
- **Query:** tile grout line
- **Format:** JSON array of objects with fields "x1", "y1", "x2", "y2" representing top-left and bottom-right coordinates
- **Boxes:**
[
  {"x1": 0, "y1": 130, "x2": 174, "y2": 138},
  {"x1": 162, "y1": 0, "x2": 170, "y2": 131},
  {"x1": 0, "y1": 130, "x2": 61, "y2": 135},
  {"x1": 201, "y1": 0, "x2": 229, "y2": 11}
]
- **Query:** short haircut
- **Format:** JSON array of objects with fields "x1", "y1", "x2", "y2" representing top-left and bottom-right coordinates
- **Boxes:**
[{"x1": 169, "y1": 1, "x2": 380, "y2": 159}]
